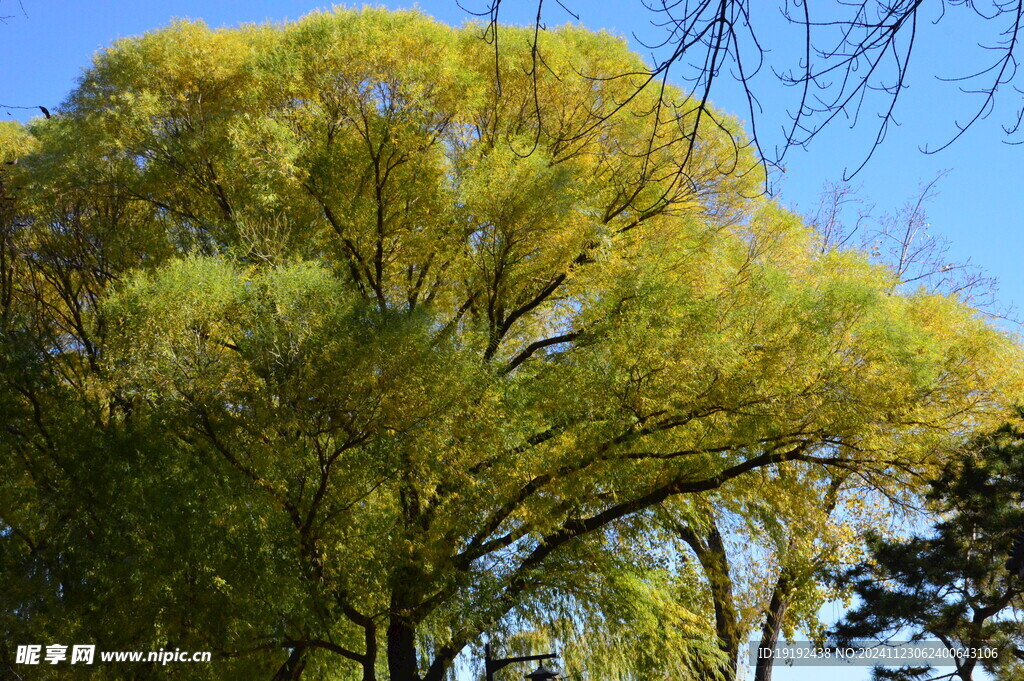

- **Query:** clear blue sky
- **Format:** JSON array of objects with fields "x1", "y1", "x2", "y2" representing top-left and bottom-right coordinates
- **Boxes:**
[{"x1": 0, "y1": 3, "x2": 1012, "y2": 680}]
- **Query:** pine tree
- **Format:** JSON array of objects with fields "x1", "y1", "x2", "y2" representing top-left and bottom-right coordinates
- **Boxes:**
[{"x1": 831, "y1": 422, "x2": 1024, "y2": 681}]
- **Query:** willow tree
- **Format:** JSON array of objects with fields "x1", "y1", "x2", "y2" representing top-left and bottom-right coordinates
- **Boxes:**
[{"x1": 0, "y1": 9, "x2": 1019, "y2": 681}]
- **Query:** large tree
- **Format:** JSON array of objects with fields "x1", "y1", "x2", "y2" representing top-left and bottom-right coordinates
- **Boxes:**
[{"x1": 0, "y1": 9, "x2": 1020, "y2": 681}]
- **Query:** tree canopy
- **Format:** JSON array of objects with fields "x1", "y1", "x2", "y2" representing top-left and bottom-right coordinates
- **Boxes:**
[{"x1": 0, "y1": 8, "x2": 1021, "y2": 681}]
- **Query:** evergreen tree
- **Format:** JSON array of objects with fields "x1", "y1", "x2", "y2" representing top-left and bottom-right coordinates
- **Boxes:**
[{"x1": 831, "y1": 423, "x2": 1024, "y2": 681}]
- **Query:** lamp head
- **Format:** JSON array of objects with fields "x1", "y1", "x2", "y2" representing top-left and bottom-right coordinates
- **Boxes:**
[{"x1": 524, "y1": 664, "x2": 560, "y2": 681}]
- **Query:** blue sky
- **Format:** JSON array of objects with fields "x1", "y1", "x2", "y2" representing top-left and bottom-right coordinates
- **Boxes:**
[{"x1": 0, "y1": 2, "x2": 1013, "y2": 680}]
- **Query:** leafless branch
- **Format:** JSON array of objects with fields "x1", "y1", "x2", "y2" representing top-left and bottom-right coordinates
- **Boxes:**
[{"x1": 460, "y1": 1, "x2": 1024, "y2": 181}]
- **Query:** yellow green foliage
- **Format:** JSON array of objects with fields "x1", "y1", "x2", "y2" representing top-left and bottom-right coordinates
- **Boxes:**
[{"x1": 0, "y1": 8, "x2": 1020, "y2": 681}]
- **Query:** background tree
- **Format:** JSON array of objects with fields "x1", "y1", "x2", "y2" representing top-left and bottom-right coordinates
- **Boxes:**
[
  {"x1": 830, "y1": 421, "x2": 1024, "y2": 681},
  {"x1": 808, "y1": 175, "x2": 1001, "y2": 312},
  {"x1": 0, "y1": 8, "x2": 1021, "y2": 681}
]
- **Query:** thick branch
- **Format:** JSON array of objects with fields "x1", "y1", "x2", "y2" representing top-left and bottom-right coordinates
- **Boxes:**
[{"x1": 501, "y1": 332, "x2": 580, "y2": 374}]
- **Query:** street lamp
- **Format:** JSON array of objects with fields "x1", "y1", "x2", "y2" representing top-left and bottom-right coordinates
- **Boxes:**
[
  {"x1": 484, "y1": 643, "x2": 560, "y2": 681},
  {"x1": 524, "y1": 663, "x2": 560, "y2": 681}
]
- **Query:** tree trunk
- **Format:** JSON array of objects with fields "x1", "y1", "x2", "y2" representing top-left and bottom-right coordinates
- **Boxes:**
[
  {"x1": 754, "y1": 475, "x2": 846, "y2": 681},
  {"x1": 273, "y1": 647, "x2": 307, "y2": 681},
  {"x1": 753, "y1": 569, "x2": 791, "y2": 681},
  {"x1": 703, "y1": 523, "x2": 741, "y2": 678},
  {"x1": 362, "y1": 622, "x2": 379, "y2": 681},
  {"x1": 387, "y1": 613, "x2": 420, "y2": 681},
  {"x1": 671, "y1": 514, "x2": 740, "y2": 680}
]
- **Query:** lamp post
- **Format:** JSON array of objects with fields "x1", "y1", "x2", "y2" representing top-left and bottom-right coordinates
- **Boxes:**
[{"x1": 484, "y1": 643, "x2": 560, "y2": 681}]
